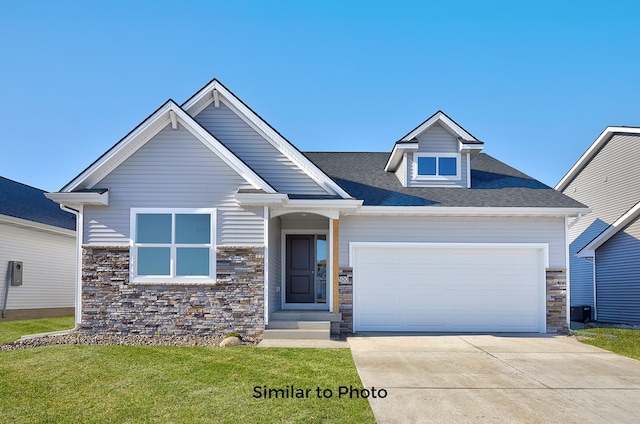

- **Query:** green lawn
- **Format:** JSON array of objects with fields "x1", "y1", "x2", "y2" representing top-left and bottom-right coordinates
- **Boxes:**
[
  {"x1": 0, "y1": 345, "x2": 375, "y2": 423},
  {"x1": 576, "y1": 327, "x2": 640, "y2": 360},
  {"x1": 0, "y1": 316, "x2": 75, "y2": 343}
]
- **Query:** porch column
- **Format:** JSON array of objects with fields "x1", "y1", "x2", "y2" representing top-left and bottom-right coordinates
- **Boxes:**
[{"x1": 332, "y1": 219, "x2": 339, "y2": 313}]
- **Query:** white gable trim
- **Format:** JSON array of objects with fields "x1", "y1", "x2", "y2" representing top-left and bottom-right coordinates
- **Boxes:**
[
  {"x1": 60, "y1": 101, "x2": 275, "y2": 194},
  {"x1": 556, "y1": 126, "x2": 640, "y2": 191},
  {"x1": 400, "y1": 111, "x2": 479, "y2": 143},
  {"x1": 182, "y1": 79, "x2": 352, "y2": 199},
  {"x1": 577, "y1": 200, "x2": 640, "y2": 258}
]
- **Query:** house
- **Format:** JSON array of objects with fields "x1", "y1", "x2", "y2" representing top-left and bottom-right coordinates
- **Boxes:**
[
  {"x1": 556, "y1": 127, "x2": 640, "y2": 325},
  {"x1": 1, "y1": 176, "x2": 76, "y2": 321},
  {"x1": 45, "y1": 79, "x2": 588, "y2": 338}
]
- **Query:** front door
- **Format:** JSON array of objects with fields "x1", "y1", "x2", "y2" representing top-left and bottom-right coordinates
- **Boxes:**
[{"x1": 286, "y1": 235, "x2": 315, "y2": 303}]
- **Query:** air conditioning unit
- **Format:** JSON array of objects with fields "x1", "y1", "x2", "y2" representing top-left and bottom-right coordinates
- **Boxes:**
[{"x1": 570, "y1": 305, "x2": 592, "y2": 323}]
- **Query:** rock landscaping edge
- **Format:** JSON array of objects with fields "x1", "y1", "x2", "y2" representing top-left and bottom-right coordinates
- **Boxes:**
[{"x1": 0, "y1": 332, "x2": 260, "y2": 351}]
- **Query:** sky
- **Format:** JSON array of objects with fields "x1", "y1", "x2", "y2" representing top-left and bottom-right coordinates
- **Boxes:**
[{"x1": 1, "y1": 0, "x2": 639, "y2": 192}]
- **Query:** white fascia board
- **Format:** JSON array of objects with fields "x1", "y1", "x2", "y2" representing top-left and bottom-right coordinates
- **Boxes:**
[
  {"x1": 45, "y1": 190, "x2": 109, "y2": 206},
  {"x1": 459, "y1": 139, "x2": 484, "y2": 153},
  {"x1": 183, "y1": 80, "x2": 352, "y2": 199},
  {"x1": 351, "y1": 206, "x2": 591, "y2": 217},
  {"x1": 270, "y1": 198, "x2": 363, "y2": 219},
  {"x1": 556, "y1": 126, "x2": 640, "y2": 191},
  {"x1": 577, "y1": 200, "x2": 640, "y2": 258},
  {"x1": 384, "y1": 142, "x2": 418, "y2": 172},
  {"x1": 402, "y1": 112, "x2": 477, "y2": 143},
  {"x1": 0, "y1": 214, "x2": 75, "y2": 237},
  {"x1": 235, "y1": 192, "x2": 289, "y2": 206}
]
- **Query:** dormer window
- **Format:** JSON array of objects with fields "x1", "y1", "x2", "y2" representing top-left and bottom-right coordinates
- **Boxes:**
[{"x1": 415, "y1": 153, "x2": 461, "y2": 180}]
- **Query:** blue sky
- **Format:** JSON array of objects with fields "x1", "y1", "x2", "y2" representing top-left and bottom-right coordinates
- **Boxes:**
[{"x1": 1, "y1": 0, "x2": 639, "y2": 192}]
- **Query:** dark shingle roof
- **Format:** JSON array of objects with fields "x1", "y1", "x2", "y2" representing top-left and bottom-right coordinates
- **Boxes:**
[
  {"x1": 0, "y1": 177, "x2": 76, "y2": 230},
  {"x1": 304, "y1": 152, "x2": 587, "y2": 208}
]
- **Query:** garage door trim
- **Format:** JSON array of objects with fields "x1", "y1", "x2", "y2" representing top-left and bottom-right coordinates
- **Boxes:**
[{"x1": 350, "y1": 242, "x2": 549, "y2": 333}]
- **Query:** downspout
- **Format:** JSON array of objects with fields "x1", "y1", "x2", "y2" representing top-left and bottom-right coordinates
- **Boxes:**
[
  {"x1": 2, "y1": 263, "x2": 12, "y2": 318},
  {"x1": 60, "y1": 204, "x2": 83, "y2": 331}
]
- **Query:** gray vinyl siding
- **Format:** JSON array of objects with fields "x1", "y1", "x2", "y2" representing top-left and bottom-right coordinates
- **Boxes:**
[
  {"x1": 193, "y1": 102, "x2": 329, "y2": 195},
  {"x1": 394, "y1": 153, "x2": 406, "y2": 185},
  {"x1": 0, "y1": 222, "x2": 75, "y2": 309},
  {"x1": 407, "y1": 123, "x2": 466, "y2": 188},
  {"x1": 268, "y1": 216, "x2": 282, "y2": 315},
  {"x1": 563, "y1": 134, "x2": 640, "y2": 309},
  {"x1": 83, "y1": 124, "x2": 265, "y2": 246},
  {"x1": 595, "y1": 217, "x2": 640, "y2": 324},
  {"x1": 417, "y1": 122, "x2": 459, "y2": 153},
  {"x1": 339, "y1": 215, "x2": 565, "y2": 268}
]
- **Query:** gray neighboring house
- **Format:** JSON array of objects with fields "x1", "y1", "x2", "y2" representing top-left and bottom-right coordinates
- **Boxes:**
[
  {"x1": 1, "y1": 176, "x2": 76, "y2": 321},
  {"x1": 557, "y1": 127, "x2": 640, "y2": 324},
  {"x1": 46, "y1": 79, "x2": 587, "y2": 338}
]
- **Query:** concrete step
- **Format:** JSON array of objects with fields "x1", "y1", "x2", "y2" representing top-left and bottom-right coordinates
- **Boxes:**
[
  {"x1": 266, "y1": 320, "x2": 330, "y2": 330},
  {"x1": 270, "y1": 310, "x2": 341, "y2": 322},
  {"x1": 262, "y1": 328, "x2": 330, "y2": 340}
]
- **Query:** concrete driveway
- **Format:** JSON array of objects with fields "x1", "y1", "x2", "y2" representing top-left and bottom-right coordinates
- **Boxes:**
[{"x1": 348, "y1": 334, "x2": 640, "y2": 423}]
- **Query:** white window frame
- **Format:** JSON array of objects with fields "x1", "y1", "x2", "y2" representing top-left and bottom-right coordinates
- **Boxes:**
[
  {"x1": 413, "y1": 152, "x2": 461, "y2": 181},
  {"x1": 130, "y1": 208, "x2": 217, "y2": 284}
]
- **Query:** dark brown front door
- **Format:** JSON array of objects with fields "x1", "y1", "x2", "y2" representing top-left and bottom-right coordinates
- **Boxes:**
[{"x1": 286, "y1": 235, "x2": 315, "y2": 303}]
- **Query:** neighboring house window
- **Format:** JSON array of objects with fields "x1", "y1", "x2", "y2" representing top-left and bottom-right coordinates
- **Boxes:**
[
  {"x1": 130, "y1": 208, "x2": 216, "y2": 282},
  {"x1": 414, "y1": 153, "x2": 461, "y2": 180}
]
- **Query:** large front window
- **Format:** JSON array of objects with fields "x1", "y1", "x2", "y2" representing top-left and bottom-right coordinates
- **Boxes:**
[{"x1": 131, "y1": 208, "x2": 216, "y2": 282}]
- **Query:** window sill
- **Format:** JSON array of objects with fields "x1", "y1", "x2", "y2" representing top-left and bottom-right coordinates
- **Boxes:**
[{"x1": 130, "y1": 278, "x2": 219, "y2": 286}]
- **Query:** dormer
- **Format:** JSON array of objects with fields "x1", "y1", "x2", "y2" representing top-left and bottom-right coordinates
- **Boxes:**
[{"x1": 385, "y1": 111, "x2": 483, "y2": 188}]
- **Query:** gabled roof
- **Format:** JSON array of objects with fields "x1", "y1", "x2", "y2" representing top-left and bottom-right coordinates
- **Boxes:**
[
  {"x1": 556, "y1": 126, "x2": 640, "y2": 191},
  {"x1": 182, "y1": 78, "x2": 352, "y2": 199},
  {"x1": 398, "y1": 110, "x2": 481, "y2": 143},
  {"x1": 385, "y1": 110, "x2": 484, "y2": 172},
  {"x1": 305, "y1": 152, "x2": 588, "y2": 210},
  {"x1": 577, "y1": 200, "x2": 640, "y2": 257},
  {"x1": 0, "y1": 176, "x2": 75, "y2": 231},
  {"x1": 59, "y1": 99, "x2": 276, "y2": 195}
]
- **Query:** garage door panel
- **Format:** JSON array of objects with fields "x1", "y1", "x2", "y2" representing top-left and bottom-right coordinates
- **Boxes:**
[{"x1": 353, "y1": 245, "x2": 545, "y2": 333}]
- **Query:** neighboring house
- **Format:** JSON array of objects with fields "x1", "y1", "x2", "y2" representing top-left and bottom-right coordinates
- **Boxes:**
[
  {"x1": 556, "y1": 127, "x2": 640, "y2": 324},
  {"x1": 46, "y1": 79, "x2": 587, "y2": 338},
  {"x1": 0, "y1": 176, "x2": 76, "y2": 321}
]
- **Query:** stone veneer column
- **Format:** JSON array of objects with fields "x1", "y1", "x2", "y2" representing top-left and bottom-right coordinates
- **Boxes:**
[
  {"x1": 336, "y1": 267, "x2": 353, "y2": 335},
  {"x1": 81, "y1": 246, "x2": 264, "y2": 338},
  {"x1": 546, "y1": 268, "x2": 568, "y2": 334}
]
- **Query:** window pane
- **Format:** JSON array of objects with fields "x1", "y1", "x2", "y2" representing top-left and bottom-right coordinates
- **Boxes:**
[
  {"x1": 177, "y1": 248, "x2": 210, "y2": 276},
  {"x1": 439, "y1": 157, "x2": 457, "y2": 176},
  {"x1": 137, "y1": 214, "x2": 172, "y2": 243},
  {"x1": 138, "y1": 247, "x2": 170, "y2": 275},
  {"x1": 175, "y1": 214, "x2": 211, "y2": 244},
  {"x1": 417, "y1": 157, "x2": 436, "y2": 175}
]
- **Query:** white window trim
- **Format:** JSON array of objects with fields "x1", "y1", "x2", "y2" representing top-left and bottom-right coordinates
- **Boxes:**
[
  {"x1": 130, "y1": 207, "x2": 217, "y2": 284},
  {"x1": 413, "y1": 152, "x2": 461, "y2": 181}
]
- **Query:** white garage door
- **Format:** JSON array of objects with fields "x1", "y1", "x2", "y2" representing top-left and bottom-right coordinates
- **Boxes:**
[{"x1": 352, "y1": 243, "x2": 547, "y2": 333}]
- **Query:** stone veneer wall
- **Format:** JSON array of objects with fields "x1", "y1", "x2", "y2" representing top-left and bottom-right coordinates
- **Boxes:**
[
  {"x1": 80, "y1": 246, "x2": 264, "y2": 338},
  {"x1": 546, "y1": 268, "x2": 568, "y2": 334},
  {"x1": 334, "y1": 267, "x2": 567, "y2": 335},
  {"x1": 335, "y1": 267, "x2": 353, "y2": 335}
]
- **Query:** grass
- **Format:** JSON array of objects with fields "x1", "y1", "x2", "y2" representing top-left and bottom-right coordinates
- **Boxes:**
[
  {"x1": 0, "y1": 315, "x2": 75, "y2": 343},
  {"x1": 0, "y1": 345, "x2": 375, "y2": 423},
  {"x1": 575, "y1": 327, "x2": 640, "y2": 360}
]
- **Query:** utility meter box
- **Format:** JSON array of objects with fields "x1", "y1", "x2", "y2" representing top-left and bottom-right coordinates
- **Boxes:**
[{"x1": 10, "y1": 261, "x2": 23, "y2": 286}]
